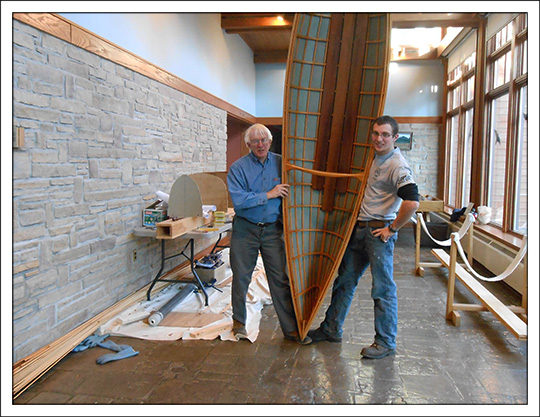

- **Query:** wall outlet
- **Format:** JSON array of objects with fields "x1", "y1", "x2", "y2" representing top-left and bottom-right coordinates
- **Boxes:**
[{"x1": 133, "y1": 249, "x2": 137, "y2": 261}]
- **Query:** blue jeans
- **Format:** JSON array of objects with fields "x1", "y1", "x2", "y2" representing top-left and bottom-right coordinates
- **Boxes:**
[
  {"x1": 320, "y1": 224, "x2": 398, "y2": 349},
  {"x1": 230, "y1": 216, "x2": 298, "y2": 335}
]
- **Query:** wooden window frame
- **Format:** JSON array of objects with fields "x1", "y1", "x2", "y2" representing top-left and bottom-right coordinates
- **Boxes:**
[{"x1": 481, "y1": 14, "x2": 527, "y2": 238}]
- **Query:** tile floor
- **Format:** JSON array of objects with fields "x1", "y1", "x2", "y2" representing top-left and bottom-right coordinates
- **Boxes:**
[{"x1": 11, "y1": 227, "x2": 532, "y2": 412}]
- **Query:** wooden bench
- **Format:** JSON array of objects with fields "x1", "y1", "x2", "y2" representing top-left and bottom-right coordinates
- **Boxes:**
[
  {"x1": 414, "y1": 196, "x2": 446, "y2": 276},
  {"x1": 415, "y1": 198, "x2": 475, "y2": 277},
  {"x1": 432, "y1": 248, "x2": 527, "y2": 341}
]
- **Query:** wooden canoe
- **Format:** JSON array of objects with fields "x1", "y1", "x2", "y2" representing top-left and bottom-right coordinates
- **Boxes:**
[{"x1": 282, "y1": 13, "x2": 391, "y2": 339}]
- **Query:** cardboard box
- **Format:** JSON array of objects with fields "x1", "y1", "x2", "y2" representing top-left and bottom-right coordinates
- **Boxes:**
[
  {"x1": 195, "y1": 261, "x2": 227, "y2": 284},
  {"x1": 143, "y1": 200, "x2": 167, "y2": 228}
]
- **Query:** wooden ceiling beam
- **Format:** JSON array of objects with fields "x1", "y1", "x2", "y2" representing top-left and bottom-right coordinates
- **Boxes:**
[
  {"x1": 254, "y1": 50, "x2": 288, "y2": 64},
  {"x1": 221, "y1": 14, "x2": 294, "y2": 33},
  {"x1": 392, "y1": 13, "x2": 482, "y2": 28}
]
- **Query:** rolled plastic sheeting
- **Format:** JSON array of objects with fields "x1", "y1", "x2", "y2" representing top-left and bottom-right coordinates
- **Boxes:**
[
  {"x1": 148, "y1": 283, "x2": 197, "y2": 326},
  {"x1": 156, "y1": 191, "x2": 170, "y2": 204}
]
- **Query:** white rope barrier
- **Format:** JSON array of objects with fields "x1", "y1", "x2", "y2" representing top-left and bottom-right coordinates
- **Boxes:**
[
  {"x1": 452, "y1": 233, "x2": 528, "y2": 282},
  {"x1": 417, "y1": 212, "x2": 475, "y2": 247}
]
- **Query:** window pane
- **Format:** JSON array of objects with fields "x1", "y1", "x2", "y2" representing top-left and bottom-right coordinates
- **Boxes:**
[
  {"x1": 524, "y1": 40, "x2": 528, "y2": 74},
  {"x1": 466, "y1": 76, "x2": 475, "y2": 102},
  {"x1": 462, "y1": 108, "x2": 474, "y2": 205},
  {"x1": 520, "y1": 39, "x2": 528, "y2": 76},
  {"x1": 514, "y1": 85, "x2": 528, "y2": 232},
  {"x1": 464, "y1": 52, "x2": 476, "y2": 72},
  {"x1": 448, "y1": 115, "x2": 460, "y2": 207},
  {"x1": 494, "y1": 53, "x2": 510, "y2": 88},
  {"x1": 505, "y1": 51, "x2": 512, "y2": 83},
  {"x1": 487, "y1": 94, "x2": 509, "y2": 225},
  {"x1": 452, "y1": 85, "x2": 461, "y2": 109}
]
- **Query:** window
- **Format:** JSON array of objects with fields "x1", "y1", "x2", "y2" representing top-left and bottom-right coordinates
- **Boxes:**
[
  {"x1": 444, "y1": 14, "x2": 527, "y2": 239},
  {"x1": 462, "y1": 108, "x2": 474, "y2": 205},
  {"x1": 445, "y1": 51, "x2": 475, "y2": 209},
  {"x1": 447, "y1": 115, "x2": 460, "y2": 207},
  {"x1": 486, "y1": 94, "x2": 509, "y2": 225},
  {"x1": 513, "y1": 85, "x2": 527, "y2": 233},
  {"x1": 483, "y1": 14, "x2": 528, "y2": 235}
]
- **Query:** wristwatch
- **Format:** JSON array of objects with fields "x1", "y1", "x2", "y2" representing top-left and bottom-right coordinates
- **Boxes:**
[{"x1": 388, "y1": 224, "x2": 398, "y2": 234}]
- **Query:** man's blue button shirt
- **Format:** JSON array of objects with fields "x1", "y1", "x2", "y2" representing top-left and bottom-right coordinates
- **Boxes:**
[{"x1": 227, "y1": 151, "x2": 283, "y2": 224}]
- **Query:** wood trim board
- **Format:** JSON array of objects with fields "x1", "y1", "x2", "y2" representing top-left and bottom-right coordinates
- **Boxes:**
[{"x1": 13, "y1": 13, "x2": 256, "y2": 124}]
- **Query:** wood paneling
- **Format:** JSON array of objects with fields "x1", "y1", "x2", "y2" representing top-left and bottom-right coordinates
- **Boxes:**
[{"x1": 221, "y1": 13, "x2": 293, "y2": 64}]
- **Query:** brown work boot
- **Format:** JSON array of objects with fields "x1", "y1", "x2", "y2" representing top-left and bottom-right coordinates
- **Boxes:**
[
  {"x1": 233, "y1": 319, "x2": 248, "y2": 340},
  {"x1": 360, "y1": 342, "x2": 395, "y2": 359}
]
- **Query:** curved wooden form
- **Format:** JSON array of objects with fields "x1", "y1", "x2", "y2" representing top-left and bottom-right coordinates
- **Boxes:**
[
  {"x1": 190, "y1": 173, "x2": 229, "y2": 213},
  {"x1": 282, "y1": 13, "x2": 391, "y2": 339}
]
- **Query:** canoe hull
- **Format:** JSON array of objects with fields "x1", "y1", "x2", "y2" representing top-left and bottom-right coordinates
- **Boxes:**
[{"x1": 282, "y1": 13, "x2": 391, "y2": 339}]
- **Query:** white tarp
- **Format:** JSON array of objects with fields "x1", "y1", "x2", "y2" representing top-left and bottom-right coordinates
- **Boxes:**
[{"x1": 98, "y1": 249, "x2": 272, "y2": 343}]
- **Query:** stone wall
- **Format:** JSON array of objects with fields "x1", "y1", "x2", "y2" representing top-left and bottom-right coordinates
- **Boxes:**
[
  {"x1": 12, "y1": 20, "x2": 227, "y2": 362},
  {"x1": 398, "y1": 123, "x2": 441, "y2": 197}
]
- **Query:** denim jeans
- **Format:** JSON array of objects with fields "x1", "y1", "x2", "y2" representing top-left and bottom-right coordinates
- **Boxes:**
[
  {"x1": 230, "y1": 216, "x2": 298, "y2": 335},
  {"x1": 320, "y1": 224, "x2": 398, "y2": 349}
]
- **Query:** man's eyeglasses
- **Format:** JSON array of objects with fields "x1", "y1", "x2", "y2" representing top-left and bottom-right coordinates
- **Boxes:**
[
  {"x1": 249, "y1": 137, "x2": 270, "y2": 145},
  {"x1": 370, "y1": 131, "x2": 394, "y2": 139}
]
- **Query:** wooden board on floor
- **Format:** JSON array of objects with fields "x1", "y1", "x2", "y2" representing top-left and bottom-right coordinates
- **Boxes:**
[{"x1": 158, "y1": 312, "x2": 225, "y2": 328}]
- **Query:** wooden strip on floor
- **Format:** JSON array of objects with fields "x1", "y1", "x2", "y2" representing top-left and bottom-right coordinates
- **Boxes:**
[{"x1": 159, "y1": 312, "x2": 225, "y2": 328}]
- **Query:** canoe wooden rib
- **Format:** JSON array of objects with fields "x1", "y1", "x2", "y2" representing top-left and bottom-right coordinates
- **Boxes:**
[{"x1": 282, "y1": 13, "x2": 391, "y2": 339}]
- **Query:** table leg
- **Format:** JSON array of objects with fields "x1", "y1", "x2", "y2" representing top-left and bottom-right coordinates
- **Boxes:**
[
  {"x1": 147, "y1": 239, "x2": 165, "y2": 301},
  {"x1": 189, "y1": 238, "x2": 209, "y2": 306}
]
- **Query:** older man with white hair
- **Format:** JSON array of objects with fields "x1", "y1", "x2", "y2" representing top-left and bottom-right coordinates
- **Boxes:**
[{"x1": 227, "y1": 123, "x2": 310, "y2": 345}]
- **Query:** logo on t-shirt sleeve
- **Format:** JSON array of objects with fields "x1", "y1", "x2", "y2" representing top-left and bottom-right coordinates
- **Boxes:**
[{"x1": 397, "y1": 173, "x2": 413, "y2": 187}]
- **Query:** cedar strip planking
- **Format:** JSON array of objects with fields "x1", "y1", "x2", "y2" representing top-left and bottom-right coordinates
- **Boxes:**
[
  {"x1": 321, "y1": 14, "x2": 357, "y2": 212},
  {"x1": 336, "y1": 14, "x2": 369, "y2": 193},
  {"x1": 311, "y1": 13, "x2": 344, "y2": 190}
]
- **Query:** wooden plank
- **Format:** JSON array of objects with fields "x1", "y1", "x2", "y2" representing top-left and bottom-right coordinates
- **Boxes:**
[
  {"x1": 156, "y1": 217, "x2": 209, "y2": 239},
  {"x1": 312, "y1": 13, "x2": 344, "y2": 190},
  {"x1": 159, "y1": 312, "x2": 224, "y2": 328},
  {"x1": 417, "y1": 196, "x2": 445, "y2": 212},
  {"x1": 13, "y1": 13, "x2": 71, "y2": 43},
  {"x1": 189, "y1": 322, "x2": 232, "y2": 338},
  {"x1": 322, "y1": 13, "x2": 357, "y2": 212},
  {"x1": 432, "y1": 249, "x2": 527, "y2": 340},
  {"x1": 336, "y1": 14, "x2": 369, "y2": 193}
]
